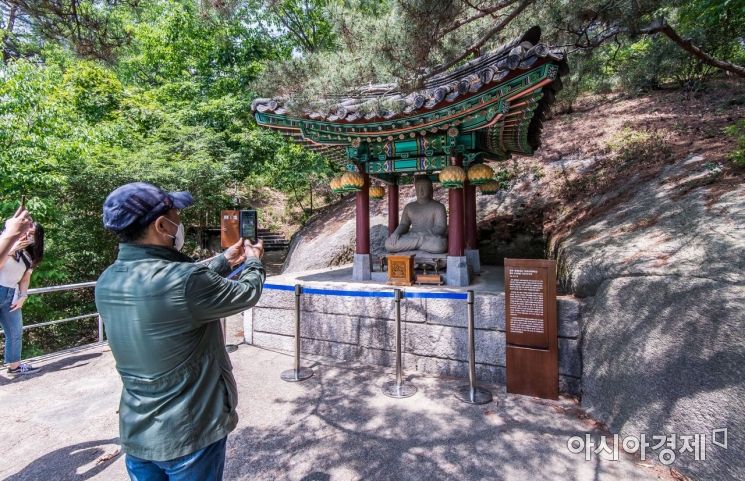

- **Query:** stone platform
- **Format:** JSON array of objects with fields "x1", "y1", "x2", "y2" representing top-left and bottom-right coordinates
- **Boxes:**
[{"x1": 245, "y1": 265, "x2": 582, "y2": 394}]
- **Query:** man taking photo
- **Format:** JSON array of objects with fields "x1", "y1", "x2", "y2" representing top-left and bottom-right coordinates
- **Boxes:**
[{"x1": 95, "y1": 182, "x2": 265, "y2": 481}]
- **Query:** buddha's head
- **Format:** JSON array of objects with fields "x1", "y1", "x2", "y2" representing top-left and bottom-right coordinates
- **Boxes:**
[{"x1": 414, "y1": 175, "x2": 434, "y2": 204}]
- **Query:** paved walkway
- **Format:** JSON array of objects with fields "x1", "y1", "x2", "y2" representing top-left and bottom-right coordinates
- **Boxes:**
[{"x1": 0, "y1": 343, "x2": 672, "y2": 481}]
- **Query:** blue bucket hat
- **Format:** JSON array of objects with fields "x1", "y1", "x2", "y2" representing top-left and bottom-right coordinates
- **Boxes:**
[{"x1": 102, "y1": 182, "x2": 194, "y2": 232}]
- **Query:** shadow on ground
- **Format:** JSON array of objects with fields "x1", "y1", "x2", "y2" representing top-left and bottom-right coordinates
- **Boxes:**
[
  {"x1": 0, "y1": 352, "x2": 100, "y2": 386},
  {"x1": 224, "y1": 353, "x2": 651, "y2": 481},
  {"x1": 4, "y1": 438, "x2": 121, "y2": 481}
]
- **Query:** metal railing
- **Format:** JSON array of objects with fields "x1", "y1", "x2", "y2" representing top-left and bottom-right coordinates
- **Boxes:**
[
  {"x1": 27, "y1": 281, "x2": 97, "y2": 295},
  {"x1": 0, "y1": 280, "x2": 103, "y2": 341},
  {"x1": 0, "y1": 255, "x2": 220, "y2": 342}
]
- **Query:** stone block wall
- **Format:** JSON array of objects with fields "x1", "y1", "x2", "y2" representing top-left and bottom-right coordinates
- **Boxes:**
[{"x1": 244, "y1": 288, "x2": 582, "y2": 394}]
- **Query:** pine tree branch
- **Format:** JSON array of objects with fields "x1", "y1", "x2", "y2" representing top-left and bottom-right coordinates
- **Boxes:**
[
  {"x1": 641, "y1": 17, "x2": 745, "y2": 79},
  {"x1": 438, "y1": 0, "x2": 518, "y2": 38},
  {"x1": 566, "y1": 25, "x2": 622, "y2": 52},
  {"x1": 418, "y1": 0, "x2": 534, "y2": 84},
  {"x1": 3, "y1": 0, "x2": 139, "y2": 61}
]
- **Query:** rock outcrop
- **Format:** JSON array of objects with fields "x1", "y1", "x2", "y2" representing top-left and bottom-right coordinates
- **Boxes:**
[{"x1": 560, "y1": 154, "x2": 744, "y2": 480}]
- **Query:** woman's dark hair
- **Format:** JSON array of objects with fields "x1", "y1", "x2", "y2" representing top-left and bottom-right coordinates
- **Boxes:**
[{"x1": 24, "y1": 222, "x2": 44, "y2": 268}]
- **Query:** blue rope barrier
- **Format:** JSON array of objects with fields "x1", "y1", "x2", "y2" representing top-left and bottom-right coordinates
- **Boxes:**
[
  {"x1": 227, "y1": 263, "x2": 247, "y2": 279},
  {"x1": 261, "y1": 282, "x2": 467, "y2": 300},
  {"x1": 302, "y1": 287, "x2": 395, "y2": 298},
  {"x1": 404, "y1": 291, "x2": 468, "y2": 300},
  {"x1": 263, "y1": 283, "x2": 296, "y2": 292},
  {"x1": 229, "y1": 261, "x2": 468, "y2": 300}
]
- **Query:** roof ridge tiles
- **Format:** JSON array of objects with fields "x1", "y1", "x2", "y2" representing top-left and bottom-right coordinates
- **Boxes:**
[{"x1": 251, "y1": 26, "x2": 557, "y2": 120}]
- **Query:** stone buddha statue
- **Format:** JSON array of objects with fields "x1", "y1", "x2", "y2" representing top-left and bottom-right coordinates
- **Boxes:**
[{"x1": 385, "y1": 175, "x2": 448, "y2": 254}]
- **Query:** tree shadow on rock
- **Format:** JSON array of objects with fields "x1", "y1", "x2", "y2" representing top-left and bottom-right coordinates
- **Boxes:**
[
  {"x1": 300, "y1": 473, "x2": 331, "y2": 481},
  {"x1": 580, "y1": 274, "x2": 745, "y2": 480}
]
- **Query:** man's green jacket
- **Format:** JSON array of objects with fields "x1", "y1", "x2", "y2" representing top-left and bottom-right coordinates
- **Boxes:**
[{"x1": 95, "y1": 243, "x2": 265, "y2": 461}]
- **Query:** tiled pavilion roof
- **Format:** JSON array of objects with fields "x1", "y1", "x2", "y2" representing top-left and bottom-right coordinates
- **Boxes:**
[{"x1": 252, "y1": 26, "x2": 568, "y2": 181}]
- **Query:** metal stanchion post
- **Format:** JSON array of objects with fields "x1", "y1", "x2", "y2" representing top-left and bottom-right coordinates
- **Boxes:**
[
  {"x1": 98, "y1": 315, "x2": 104, "y2": 343},
  {"x1": 455, "y1": 290, "x2": 493, "y2": 404},
  {"x1": 382, "y1": 289, "x2": 417, "y2": 398},
  {"x1": 281, "y1": 284, "x2": 313, "y2": 382}
]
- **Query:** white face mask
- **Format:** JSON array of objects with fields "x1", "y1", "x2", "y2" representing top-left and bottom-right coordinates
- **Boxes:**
[{"x1": 163, "y1": 218, "x2": 185, "y2": 251}]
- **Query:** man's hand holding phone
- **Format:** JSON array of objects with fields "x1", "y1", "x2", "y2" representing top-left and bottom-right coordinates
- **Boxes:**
[
  {"x1": 224, "y1": 237, "x2": 264, "y2": 268},
  {"x1": 224, "y1": 238, "x2": 246, "y2": 267},
  {"x1": 244, "y1": 239, "x2": 264, "y2": 260}
]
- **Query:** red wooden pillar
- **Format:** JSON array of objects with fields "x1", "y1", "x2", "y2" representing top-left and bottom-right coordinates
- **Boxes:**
[
  {"x1": 387, "y1": 181, "x2": 399, "y2": 235},
  {"x1": 355, "y1": 172, "x2": 370, "y2": 254},
  {"x1": 448, "y1": 156, "x2": 465, "y2": 257},
  {"x1": 464, "y1": 181, "x2": 477, "y2": 250}
]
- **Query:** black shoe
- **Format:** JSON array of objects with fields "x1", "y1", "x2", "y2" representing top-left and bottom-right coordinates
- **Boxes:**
[{"x1": 7, "y1": 363, "x2": 41, "y2": 375}]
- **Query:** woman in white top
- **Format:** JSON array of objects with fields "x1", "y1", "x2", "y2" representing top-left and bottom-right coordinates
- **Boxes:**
[{"x1": 0, "y1": 222, "x2": 44, "y2": 375}]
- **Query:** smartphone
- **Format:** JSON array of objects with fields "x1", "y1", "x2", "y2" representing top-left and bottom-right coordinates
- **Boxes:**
[{"x1": 239, "y1": 210, "x2": 258, "y2": 243}]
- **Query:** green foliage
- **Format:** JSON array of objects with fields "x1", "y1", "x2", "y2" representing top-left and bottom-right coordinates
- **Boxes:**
[
  {"x1": 610, "y1": 38, "x2": 672, "y2": 91},
  {"x1": 1, "y1": 0, "x2": 140, "y2": 62},
  {"x1": 725, "y1": 120, "x2": 745, "y2": 167},
  {"x1": 254, "y1": 0, "x2": 745, "y2": 108},
  {"x1": 249, "y1": 0, "x2": 338, "y2": 54},
  {"x1": 65, "y1": 61, "x2": 123, "y2": 121},
  {"x1": 578, "y1": 0, "x2": 745, "y2": 92},
  {"x1": 261, "y1": 141, "x2": 337, "y2": 219},
  {"x1": 677, "y1": 0, "x2": 745, "y2": 63},
  {"x1": 0, "y1": 0, "x2": 338, "y2": 357},
  {"x1": 493, "y1": 164, "x2": 518, "y2": 190}
]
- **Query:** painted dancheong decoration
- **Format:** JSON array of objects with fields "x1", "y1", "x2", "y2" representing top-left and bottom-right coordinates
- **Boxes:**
[
  {"x1": 251, "y1": 26, "x2": 567, "y2": 185},
  {"x1": 251, "y1": 26, "x2": 567, "y2": 285}
]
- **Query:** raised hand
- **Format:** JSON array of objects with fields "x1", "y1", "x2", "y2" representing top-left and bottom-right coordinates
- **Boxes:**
[
  {"x1": 223, "y1": 237, "x2": 246, "y2": 267},
  {"x1": 4, "y1": 207, "x2": 32, "y2": 238},
  {"x1": 244, "y1": 239, "x2": 264, "y2": 260},
  {"x1": 11, "y1": 237, "x2": 32, "y2": 254}
]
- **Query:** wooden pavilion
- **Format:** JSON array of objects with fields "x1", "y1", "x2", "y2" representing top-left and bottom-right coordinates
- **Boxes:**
[{"x1": 251, "y1": 26, "x2": 567, "y2": 286}]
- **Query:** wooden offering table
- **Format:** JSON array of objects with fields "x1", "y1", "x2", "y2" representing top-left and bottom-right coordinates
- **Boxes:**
[{"x1": 387, "y1": 255, "x2": 415, "y2": 286}]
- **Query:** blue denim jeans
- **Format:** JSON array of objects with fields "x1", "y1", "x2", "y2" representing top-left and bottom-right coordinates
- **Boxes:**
[
  {"x1": 125, "y1": 437, "x2": 227, "y2": 481},
  {"x1": 0, "y1": 286, "x2": 22, "y2": 364}
]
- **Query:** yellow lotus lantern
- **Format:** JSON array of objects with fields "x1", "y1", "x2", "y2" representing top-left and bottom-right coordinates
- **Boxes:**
[
  {"x1": 370, "y1": 185, "x2": 385, "y2": 200},
  {"x1": 340, "y1": 171, "x2": 365, "y2": 192},
  {"x1": 329, "y1": 176, "x2": 345, "y2": 194},
  {"x1": 479, "y1": 180, "x2": 500, "y2": 195},
  {"x1": 439, "y1": 165, "x2": 467, "y2": 189},
  {"x1": 467, "y1": 163, "x2": 495, "y2": 185}
]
